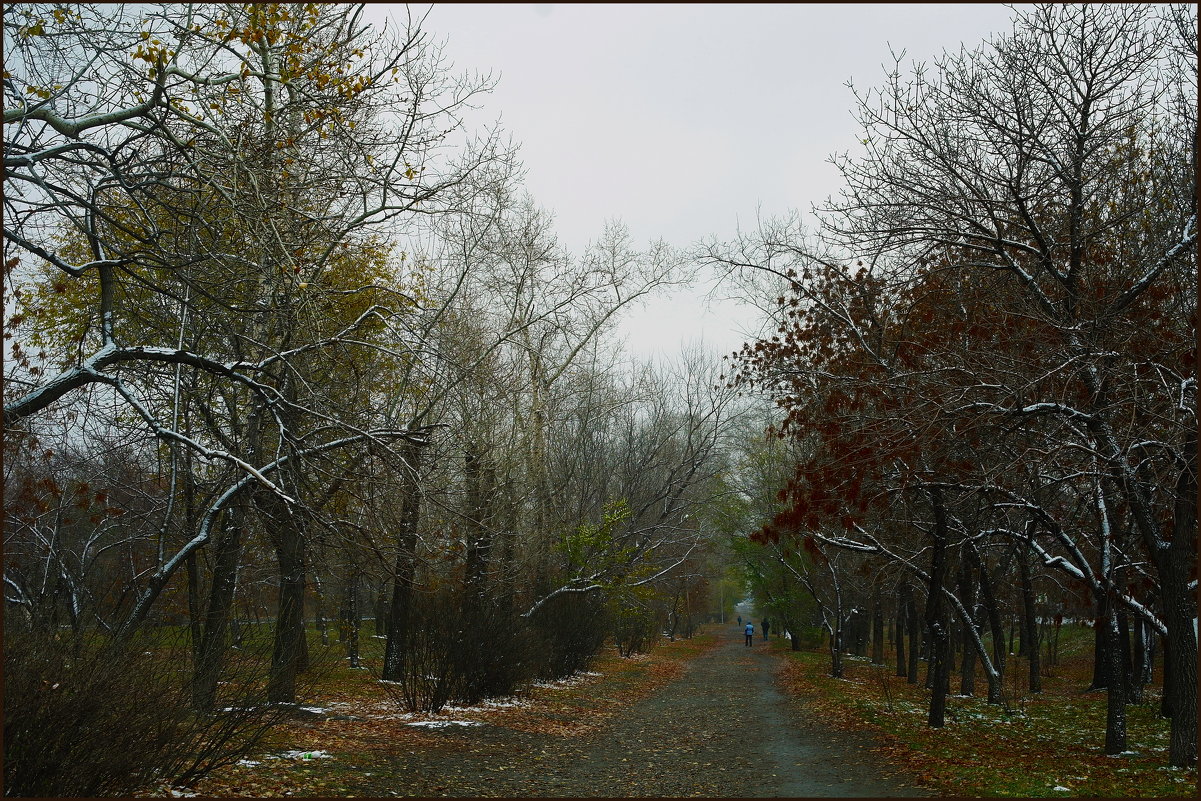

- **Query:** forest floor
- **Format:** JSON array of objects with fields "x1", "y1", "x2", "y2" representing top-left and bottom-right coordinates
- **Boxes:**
[
  {"x1": 182, "y1": 624, "x2": 925, "y2": 797},
  {"x1": 172, "y1": 622, "x2": 1197, "y2": 798},
  {"x1": 774, "y1": 637, "x2": 1199, "y2": 798}
]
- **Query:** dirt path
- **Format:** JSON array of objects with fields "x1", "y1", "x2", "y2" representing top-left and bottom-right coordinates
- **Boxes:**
[
  {"x1": 335, "y1": 625, "x2": 927, "y2": 797},
  {"x1": 554, "y1": 623, "x2": 928, "y2": 797}
]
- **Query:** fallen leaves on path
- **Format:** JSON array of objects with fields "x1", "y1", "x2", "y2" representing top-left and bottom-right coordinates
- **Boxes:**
[{"x1": 174, "y1": 634, "x2": 718, "y2": 797}]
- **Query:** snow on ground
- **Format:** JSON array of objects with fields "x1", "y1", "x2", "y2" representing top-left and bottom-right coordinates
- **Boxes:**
[
  {"x1": 442, "y1": 696, "x2": 528, "y2": 713},
  {"x1": 218, "y1": 703, "x2": 331, "y2": 714},
  {"x1": 269, "y1": 750, "x2": 333, "y2": 760},
  {"x1": 326, "y1": 698, "x2": 417, "y2": 721},
  {"x1": 531, "y1": 671, "x2": 602, "y2": 689},
  {"x1": 286, "y1": 668, "x2": 604, "y2": 730}
]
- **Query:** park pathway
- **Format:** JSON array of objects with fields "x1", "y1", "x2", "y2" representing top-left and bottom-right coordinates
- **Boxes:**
[
  {"x1": 359, "y1": 622, "x2": 927, "y2": 797},
  {"x1": 538, "y1": 622, "x2": 928, "y2": 797}
]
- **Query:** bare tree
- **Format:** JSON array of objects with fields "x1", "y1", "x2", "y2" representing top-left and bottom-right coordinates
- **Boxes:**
[
  {"x1": 707, "y1": 4, "x2": 1194, "y2": 764},
  {"x1": 4, "y1": 3, "x2": 512, "y2": 714}
]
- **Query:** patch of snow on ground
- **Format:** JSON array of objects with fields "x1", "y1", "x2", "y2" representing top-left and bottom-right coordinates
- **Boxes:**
[
  {"x1": 236, "y1": 759, "x2": 260, "y2": 767},
  {"x1": 441, "y1": 696, "x2": 528, "y2": 714},
  {"x1": 269, "y1": 750, "x2": 333, "y2": 760},
  {"x1": 1052, "y1": 786, "x2": 1071, "y2": 792},
  {"x1": 329, "y1": 698, "x2": 417, "y2": 720},
  {"x1": 532, "y1": 671, "x2": 602, "y2": 689},
  {"x1": 406, "y1": 719, "x2": 484, "y2": 728},
  {"x1": 480, "y1": 697, "x2": 528, "y2": 709},
  {"x1": 299, "y1": 706, "x2": 329, "y2": 714}
]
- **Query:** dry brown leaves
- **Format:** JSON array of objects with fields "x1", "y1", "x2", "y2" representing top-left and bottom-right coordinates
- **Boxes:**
[{"x1": 183, "y1": 633, "x2": 717, "y2": 797}]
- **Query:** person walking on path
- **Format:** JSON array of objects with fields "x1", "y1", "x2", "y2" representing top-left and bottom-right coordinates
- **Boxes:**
[
  {"x1": 762, "y1": 618, "x2": 771, "y2": 640},
  {"x1": 744, "y1": 622, "x2": 754, "y2": 647},
  {"x1": 737, "y1": 615, "x2": 742, "y2": 626}
]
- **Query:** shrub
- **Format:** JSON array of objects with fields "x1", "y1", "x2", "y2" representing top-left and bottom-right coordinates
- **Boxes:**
[
  {"x1": 3, "y1": 624, "x2": 286, "y2": 796},
  {"x1": 452, "y1": 592, "x2": 539, "y2": 704},
  {"x1": 530, "y1": 591, "x2": 609, "y2": 679},
  {"x1": 608, "y1": 583, "x2": 661, "y2": 658},
  {"x1": 376, "y1": 585, "x2": 542, "y2": 712},
  {"x1": 374, "y1": 589, "x2": 461, "y2": 713}
]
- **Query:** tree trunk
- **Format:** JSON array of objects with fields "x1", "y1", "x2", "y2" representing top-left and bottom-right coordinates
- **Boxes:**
[
  {"x1": 314, "y1": 574, "x2": 329, "y2": 647},
  {"x1": 1129, "y1": 613, "x2": 1148, "y2": 704},
  {"x1": 923, "y1": 627, "x2": 935, "y2": 690},
  {"x1": 1017, "y1": 541, "x2": 1041, "y2": 693},
  {"x1": 1116, "y1": 608, "x2": 1132, "y2": 699},
  {"x1": 952, "y1": 622, "x2": 962, "y2": 676},
  {"x1": 191, "y1": 504, "x2": 243, "y2": 711},
  {"x1": 667, "y1": 590, "x2": 681, "y2": 642},
  {"x1": 527, "y1": 350, "x2": 552, "y2": 599},
  {"x1": 382, "y1": 442, "x2": 424, "y2": 682},
  {"x1": 967, "y1": 541, "x2": 1006, "y2": 704},
  {"x1": 1104, "y1": 601, "x2": 1128, "y2": 755},
  {"x1": 1160, "y1": 634, "x2": 1173, "y2": 719},
  {"x1": 183, "y1": 460, "x2": 203, "y2": 664},
  {"x1": 374, "y1": 583, "x2": 387, "y2": 636},
  {"x1": 871, "y1": 588, "x2": 885, "y2": 665},
  {"x1": 494, "y1": 496, "x2": 519, "y2": 617},
  {"x1": 925, "y1": 487, "x2": 950, "y2": 728},
  {"x1": 460, "y1": 447, "x2": 495, "y2": 703},
  {"x1": 345, "y1": 571, "x2": 361, "y2": 669},
  {"x1": 896, "y1": 583, "x2": 908, "y2": 677},
  {"x1": 828, "y1": 558, "x2": 845, "y2": 678},
  {"x1": 267, "y1": 511, "x2": 307, "y2": 704},
  {"x1": 1089, "y1": 599, "x2": 1111, "y2": 691},
  {"x1": 1162, "y1": 429, "x2": 1197, "y2": 767},
  {"x1": 957, "y1": 554, "x2": 977, "y2": 697},
  {"x1": 906, "y1": 586, "x2": 921, "y2": 685},
  {"x1": 830, "y1": 618, "x2": 844, "y2": 678},
  {"x1": 186, "y1": 551, "x2": 203, "y2": 665},
  {"x1": 1138, "y1": 619, "x2": 1154, "y2": 701}
]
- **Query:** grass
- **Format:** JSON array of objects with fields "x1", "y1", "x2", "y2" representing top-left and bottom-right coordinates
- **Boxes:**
[{"x1": 772, "y1": 627, "x2": 1198, "y2": 798}]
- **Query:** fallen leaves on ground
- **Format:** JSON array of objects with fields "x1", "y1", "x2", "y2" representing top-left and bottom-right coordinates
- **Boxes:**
[
  {"x1": 773, "y1": 642, "x2": 1198, "y2": 798},
  {"x1": 171, "y1": 634, "x2": 718, "y2": 797}
]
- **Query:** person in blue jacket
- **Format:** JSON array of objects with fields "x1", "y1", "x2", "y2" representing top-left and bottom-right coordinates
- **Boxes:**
[{"x1": 744, "y1": 621, "x2": 754, "y2": 647}]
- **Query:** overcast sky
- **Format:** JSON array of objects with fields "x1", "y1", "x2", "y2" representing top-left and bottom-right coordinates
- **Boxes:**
[{"x1": 366, "y1": 3, "x2": 1021, "y2": 362}]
